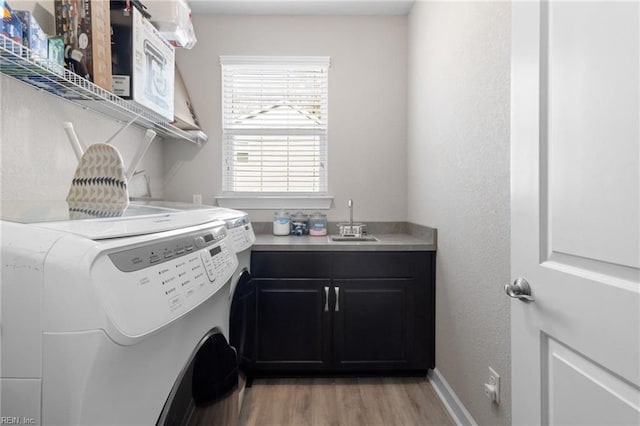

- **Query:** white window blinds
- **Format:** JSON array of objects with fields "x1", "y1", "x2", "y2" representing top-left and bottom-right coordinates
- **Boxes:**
[{"x1": 221, "y1": 56, "x2": 330, "y2": 194}]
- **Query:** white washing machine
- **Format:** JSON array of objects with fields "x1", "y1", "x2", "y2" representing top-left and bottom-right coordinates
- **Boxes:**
[{"x1": 0, "y1": 201, "x2": 241, "y2": 425}]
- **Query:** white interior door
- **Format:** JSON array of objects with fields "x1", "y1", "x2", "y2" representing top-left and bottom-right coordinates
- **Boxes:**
[{"x1": 511, "y1": 1, "x2": 640, "y2": 425}]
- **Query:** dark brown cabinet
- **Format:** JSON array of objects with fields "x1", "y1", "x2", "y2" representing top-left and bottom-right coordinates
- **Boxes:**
[
  {"x1": 254, "y1": 278, "x2": 331, "y2": 370},
  {"x1": 333, "y1": 278, "x2": 412, "y2": 369},
  {"x1": 245, "y1": 251, "x2": 435, "y2": 375}
]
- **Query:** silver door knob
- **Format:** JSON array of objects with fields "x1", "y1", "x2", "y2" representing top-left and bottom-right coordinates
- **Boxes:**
[{"x1": 505, "y1": 278, "x2": 534, "y2": 302}]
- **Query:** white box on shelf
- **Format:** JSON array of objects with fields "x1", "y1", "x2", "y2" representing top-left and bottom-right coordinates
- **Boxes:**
[{"x1": 111, "y1": 7, "x2": 175, "y2": 120}]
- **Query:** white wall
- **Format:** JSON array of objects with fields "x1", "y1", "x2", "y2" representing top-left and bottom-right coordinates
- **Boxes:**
[
  {"x1": 0, "y1": 76, "x2": 164, "y2": 201},
  {"x1": 407, "y1": 2, "x2": 511, "y2": 425},
  {"x1": 164, "y1": 15, "x2": 408, "y2": 222}
]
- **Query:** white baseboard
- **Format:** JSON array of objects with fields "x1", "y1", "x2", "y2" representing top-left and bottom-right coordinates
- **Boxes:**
[{"x1": 428, "y1": 368, "x2": 478, "y2": 426}]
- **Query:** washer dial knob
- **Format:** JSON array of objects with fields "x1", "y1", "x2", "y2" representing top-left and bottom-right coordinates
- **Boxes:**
[{"x1": 194, "y1": 236, "x2": 206, "y2": 249}]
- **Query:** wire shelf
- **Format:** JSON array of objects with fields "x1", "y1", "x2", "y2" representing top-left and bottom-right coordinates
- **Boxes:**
[{"x1": 0, "y1": 35, "x2": 207, "y2": 144}]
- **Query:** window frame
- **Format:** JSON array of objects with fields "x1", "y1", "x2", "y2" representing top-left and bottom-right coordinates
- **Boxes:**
[{"x1": 217, "y1": 56, "x2": 331, "y2": 209}]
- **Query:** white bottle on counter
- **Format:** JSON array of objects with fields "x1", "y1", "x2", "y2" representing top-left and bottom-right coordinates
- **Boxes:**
[{"x1": 273, "y1": 211, "x2": 291, "y2": 236}]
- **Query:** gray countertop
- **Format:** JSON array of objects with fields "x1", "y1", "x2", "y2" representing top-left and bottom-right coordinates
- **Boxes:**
[{"x1": 252, "y1": 232, "x2": 437, "y2": 252}]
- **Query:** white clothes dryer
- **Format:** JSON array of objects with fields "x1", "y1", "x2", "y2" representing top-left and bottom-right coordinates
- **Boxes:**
[
  {"x1": 213, "y1": 209, "x2": 256, "y2": 412},
  {"x1": 1, "y1": 201, "x2": 240, "y2": 425},
  {"x1": 215, "y1": 208, "x2": 255, "y2": 300}
]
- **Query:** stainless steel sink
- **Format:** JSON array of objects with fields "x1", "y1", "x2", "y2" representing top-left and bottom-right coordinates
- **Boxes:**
[
  {"x1": 329, "y1": 235, "x2": 379, "y2": 242},
  {"x1": 332, "y1": 199, "x2": 377, "y2": 242}
]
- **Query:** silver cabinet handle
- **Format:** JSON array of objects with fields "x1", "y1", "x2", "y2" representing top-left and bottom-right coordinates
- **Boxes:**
[
  {"x1": 324, "y1": 286, "x2": 329, "y2": 312},
  {"x1": 335, "y1": 286, "x2": 340, "y2": 312},
  {"x1": 505, "y1": 277, "x2": 534, "y2": 302}
]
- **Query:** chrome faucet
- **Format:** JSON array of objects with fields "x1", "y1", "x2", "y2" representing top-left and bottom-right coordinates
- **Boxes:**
[{"x1": 337, "y1": 198, "x2": 367, "y2": 237}]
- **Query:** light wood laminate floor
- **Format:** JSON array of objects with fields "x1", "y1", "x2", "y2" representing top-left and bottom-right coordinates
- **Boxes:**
[{"x1": 238, "y1": 377, "x2": 454, "y2": 426}]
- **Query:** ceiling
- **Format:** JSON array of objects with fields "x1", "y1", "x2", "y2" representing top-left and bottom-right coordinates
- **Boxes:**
[{"x1": 188, "y1": 0, "x2": 416, "y2": 15}]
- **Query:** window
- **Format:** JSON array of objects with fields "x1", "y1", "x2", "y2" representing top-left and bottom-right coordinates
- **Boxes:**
[{"x1": 220, "y1": 56, "x2": 329, "y2": 196}]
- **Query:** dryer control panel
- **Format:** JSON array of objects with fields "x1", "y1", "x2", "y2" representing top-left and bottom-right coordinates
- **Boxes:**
[
  {"x1": 224, "y1": 215, "x2": 256, "y2": 253},
  {"x1": 92, "y1": 224, "x2": 238, "y2": 342}
]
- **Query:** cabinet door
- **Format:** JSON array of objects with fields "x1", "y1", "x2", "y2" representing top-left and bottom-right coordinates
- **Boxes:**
[
  {"x1": 332, "y1": 279, "x2": 412, "y2": 370},
  {"x1": 254, "y1": 278, "x2": 331, "y2": 371}
]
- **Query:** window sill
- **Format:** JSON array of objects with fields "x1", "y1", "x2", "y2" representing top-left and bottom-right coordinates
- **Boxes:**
[{"x1": 215, "y1": 195, "x2": 334, "y2": 210}]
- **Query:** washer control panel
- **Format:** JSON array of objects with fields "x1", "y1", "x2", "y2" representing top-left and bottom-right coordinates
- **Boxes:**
[
  {"x1": 95, "y1": 224, "x2": 238, "y2": 340},
  {"x1": 108, "y1": 227, "x2": 227, "y2": 272},
  {"x1": 224, "y1": 215, "x2": 256, "y2": 253}
]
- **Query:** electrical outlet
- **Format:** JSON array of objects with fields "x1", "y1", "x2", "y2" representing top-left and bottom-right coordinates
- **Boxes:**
[
  {"x1": 484, "y1": 367, "x2": 501, "y2": 404},
  {"x1": 192, "y1": 194, "x2": 202, "y2": 205}
]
